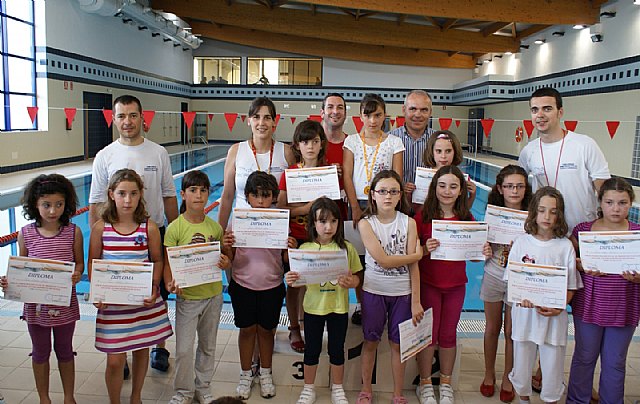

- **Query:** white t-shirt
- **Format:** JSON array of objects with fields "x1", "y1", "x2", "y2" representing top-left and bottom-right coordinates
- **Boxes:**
[
  {"x1": 518, "y1": 131, "x2": 610, "y2": 233},
  {"x1": 363, "y1": 211, "x2": 411, "y2": 296},
  {"x1": 344, "y1": 134, "x2": 405, "y2": 201},
  {"x1": 506, "y1": 234, "x2": 582, "y2": 346},
  {"x1": 89, "y1": 139, "x2": 176, "y2": 226},
  {"x1": 234, "y1": 140, "x2": 287, "y2": 209}
]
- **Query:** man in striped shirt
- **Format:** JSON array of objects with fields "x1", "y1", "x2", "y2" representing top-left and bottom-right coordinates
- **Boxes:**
[{"x1": 388, "y1": 90, "x2": 434, "y2": 204}]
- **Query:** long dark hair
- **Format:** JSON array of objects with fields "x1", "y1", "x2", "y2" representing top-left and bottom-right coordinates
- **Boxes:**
[
  {"x1": 421, "y1": 165, "x2": 472, "y2": 222},
  {"x1": 307, "y1": 197, "x2": 347, "y2": 249},
  {"x1": 292, "y1": 120, "x2": 328, "y2": 164},
  {"x1": 21, "y1": 174, "x2": 78, "y2": 227},
  {"x1": 362, "y1": 170, "x2": 410, "y2": 218},
  {"x1": 487, "y1": 164, "x2": 532, "y2": 210},
  {"x1": 524, "y1": 186, "x2": 568, "y2": 238},
  {"x1": 180, "y1": 170, "x2": 211, "y2": 214}
]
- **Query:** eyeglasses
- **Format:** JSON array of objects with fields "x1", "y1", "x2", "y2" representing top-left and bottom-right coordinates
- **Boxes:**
[
  {"x1": 502, "y1": 184, "x2": 526, "y2": 190},
  {"x1": 374, "y1": 189, "x2": 401, "y2": 196}
]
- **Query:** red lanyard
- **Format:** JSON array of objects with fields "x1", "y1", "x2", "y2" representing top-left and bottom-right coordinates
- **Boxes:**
[
  {"x1": 250, "y1": 139, "x2": 274, "y2": 174},
  {"x1": 539, "y1": 131, "x2": 566, "y2": 188}
]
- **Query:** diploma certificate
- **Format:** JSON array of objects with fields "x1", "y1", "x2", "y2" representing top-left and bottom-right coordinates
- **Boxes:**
[
  {"x1": 579, "y1": 231, "x2": 640, "y2": 274},
  {"x1": 507, "y1": 261, "x2": 568, "y2": 309},
  {"x1": 285, "y1": 166, "x2": 341, "y2": 203},
  {"x1": 167, "y1": 242, "x2": 222, "y2": 288},
  {"x1": 232, "y1": 208, "x2": 290, "y2": 249},
  {"x1": 399, "y1": 308, "x2": 433, "y2": 363},
  {"x1": 485, "y1": 204, "x2": 527, "y2": 245},
  {"x1": 4, "y1": 256, "x2": 74, "y2": 306},
  {"x1": 412, "y1": 167, "x2": 437, "y2": 205},
  {"x1": 431, "y1": 220, "x2": 488, "y2": 261},
  {"x1": 90, "y1": 260, "x2": 153, "y2": 305},
  {"x1": 288, "y1": 249, "x2": 350, "y2": 286}
]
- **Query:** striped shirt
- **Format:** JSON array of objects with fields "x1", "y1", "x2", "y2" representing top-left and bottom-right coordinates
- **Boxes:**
[
  {"x1": 388, "y1": 125, "x2": 434, "y2": 184},
  {"x1": 571, "y1": 221, "x2": 640, "y2": 327},
  {"x1": 21, "y1": 223, "x2": 80, "y2": 327},
  {"x1": 102, "y1": 221, "x2": 150, "y2": 261}
]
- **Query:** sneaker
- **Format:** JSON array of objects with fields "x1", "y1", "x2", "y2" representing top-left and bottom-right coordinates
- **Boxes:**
[
  {"x1": 259, "y1": 368, "x2": 276, "y2": 398},
  {"x1": 297, "y1": 385, "x2": 317, "y2": 404},
  {"x1": 331, "y1": 385, "x2": 348, "y2": 404},
  {"x1": 236, "y1": 370, "x2": 254, "y2": 400},
  {"x1": 150, "y1": 347, "x2": 170, "y2": 372},
  {"x1": 168, "y1": 393, "x2": 192, "y2": 404},
  {"x1": 439, "y1": 383, "x2": 455, "y2": 404},
  {"x1": 351, "y1": 305, "x2": 362, "y2": 325},
  {"x1": 195, "y1": 390, "x2": 215, "y2": 404},
  {"x1": 416, "y1": 383, "x2": 437, "y2": 404}
]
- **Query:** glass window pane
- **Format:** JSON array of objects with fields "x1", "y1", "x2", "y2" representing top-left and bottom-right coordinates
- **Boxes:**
[
  {"x1": 248, "y1": 59, "x2": 262, "y2": 84},
  {"x1": 8, "y1": 57, "x2": 35, "y2": 94},
  {"x1": 310, "y1": 61, "x2": 322, "y2": 85},
  {"x1": 5, "y1": 1, "x2": 33, "y2": 23},
  {"x1": 10, "y1": 94, "x2": 36, "y2": 130},
  {"x1": 0, "y1": 97, "x2": 6, "y2": 131},
  {"x1": 7, "y1": 19, "x2": 34, "y2": 59}
]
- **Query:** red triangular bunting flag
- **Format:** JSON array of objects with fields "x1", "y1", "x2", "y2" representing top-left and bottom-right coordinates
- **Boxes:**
[
  {"x1": 390, "y1": 119, "x2": 395, "y2": 126},
  {"x1": 207, "y1": 113, "x2": 214, "y2": 122},
  {"x1": 63, "y1": 108, "x2": 77, "y2": 126},
  {"x1": 439, "y1": 117, "x2": 453, "y2": 131},
  {"x1": 480, "y1": 118, "x2": 495, "y2": 138},
  {"x1": 396, "y1": 116, "x2": 405, "y2": 127},
  {"x1": 27, "y1": 106, "x2": 38, "y2": 123},
  {"x1": 606, "y1": 121, "x2": 620, "y2": 139},
  {"x1": 523, "y1": 120, "x2": 534, "y2": 138},
  {"x1": 224, "y1": 113, "x2": 238, "y2": 132},
  {"x1": 564, "y1": 120, "x2": 578, "y2": 132},
  {"x1": 102, "y1": 109, "x2": 113, "y2": 128},
  {"x1": 241, "y1": 114, "x2": 246, "y2": 123},
  {"x1": 352, "y1": 117, "x2": 364, "y2": 133},
  {"x1": 308, "y1": 114, "x2": 322, "y2": 122},
  {"x1": 455, "y1": 120, "x2": 461, "y2": 128},
  {"x1": 275, "y1": 114, "x2": 281, "y2": 127},
  {"x1": 142, "y1": 110, "x2": 156, "y2": 131},
  {"x1": 182, "y1": 111, "x2": 196, "y2": 129},
  {"x1": 290, "y1": 117, "x2": 297, "y2": 125}
]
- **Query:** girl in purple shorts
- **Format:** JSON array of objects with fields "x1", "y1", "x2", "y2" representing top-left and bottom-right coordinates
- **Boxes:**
[{"x1": 356, "y1": 170, "x2": 424, "y2": 404}]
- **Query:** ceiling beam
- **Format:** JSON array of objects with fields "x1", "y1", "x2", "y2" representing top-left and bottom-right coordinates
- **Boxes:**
[
  {"x1": 441, "y1": 18, "x2": 458, "y2": 31},
  {"x1": 516, "y1": 24, "x2": 550, "y2": 39},
  {"x1": 155, "y1": 0, "x2": 519, "y2": 53},
  {"x1": 189, "y1": 22, "x2": 476, "y2": 68},
  {"x1": 287, "y1": 0, "x2": 602, "y2": 25},
  {"x1": 481, "y1": 21, "x2": 511, "y2": 37}
]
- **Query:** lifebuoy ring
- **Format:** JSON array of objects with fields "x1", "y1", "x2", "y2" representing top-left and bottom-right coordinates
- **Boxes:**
[{"x1": 515, "y1": 126, "x2": 523, "y2": 143}]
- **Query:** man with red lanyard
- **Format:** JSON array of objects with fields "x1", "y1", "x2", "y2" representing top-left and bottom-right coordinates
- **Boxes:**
[
  {"x1": 321, "y1": 93, "x2": 349, "y2": 219},
  {"x1": 519, "y1": 87, "x2": 610, "y2": 233}
]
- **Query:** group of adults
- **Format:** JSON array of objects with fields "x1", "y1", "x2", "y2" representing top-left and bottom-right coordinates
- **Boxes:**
[{"x1": 88, "y1": 87, "x2": 613, "y2": 386}]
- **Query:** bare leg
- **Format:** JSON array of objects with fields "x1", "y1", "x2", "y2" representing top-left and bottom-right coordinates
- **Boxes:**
[
  {"x1": 256, "y1": 326, "x2": 275, "y2": 369},
  {"x1": 58, "y1": 359, "x2": 76, "y2": 404},
  {"x1": 304, "y1": 364, "x2": 318, "y2": 385},
  {"x1": 105, "y1": 353, "x2": 126, "y2": 404},
  {"x1": 483, "y1": 301, "x2": 503, "y2": 385},
  {"x1": 130, "y1": 348, "x2": 149, "y2": 404},
  {"x1": 502, "y1": 305, "x2": 514, "y2": 392},
  {"x1": 32, "y1": 361, "x2": 51, "y2": 404},
  {"x1": 330, "y1": 364, "x2": 344, "y2": 386},
  {"x1": 238, "y1": 326, "x2": 257, "y2": 371},
  {"x1": 360, "y1": 340, "x2": 379, "y2": 394},
  {"x1": 390, "y1": 342, "x2": 405, "y2": 398},
  {"x1": 439, "y1": 346, "x2": 457, "y2": 376}
]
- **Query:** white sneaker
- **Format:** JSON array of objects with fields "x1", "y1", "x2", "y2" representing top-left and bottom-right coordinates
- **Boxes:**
[
  {"x1": 439, "y1": 383, "x2": 455, "y2": 404},
  {"x1": 195, "y1": 389, "x2": 215, "y2": 404},
  {"x1": 331, "y1": 385, "x2": 349, "y2": 404},
  {"x1": 297, "y1": 385, "x2": 317, "y2": 404},
  {"x1": 168, "y1": 393, "x2": 193, "y2": 404},
  {"x1": 259, "y1": 368, "x2": 276, "y2": 398},
  {"x1": 236, "y1": 370, "x2": 254, "y2": 400},
  {"x1": 416, "y1": 383, "x2": 437, "y2": 404}
]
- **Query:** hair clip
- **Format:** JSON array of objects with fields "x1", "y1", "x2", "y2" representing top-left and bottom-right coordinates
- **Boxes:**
[{"x1": 436, "y1": 133, "x2": 451, "y2": 139}]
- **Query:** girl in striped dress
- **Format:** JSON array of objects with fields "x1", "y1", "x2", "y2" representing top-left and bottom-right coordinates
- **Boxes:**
[
  {"x1": 88, "y1": 169, "x2": 172, "y2": 404},
  {"x1": 1, "y1": 174, "x2": 83, "y2": 404}
]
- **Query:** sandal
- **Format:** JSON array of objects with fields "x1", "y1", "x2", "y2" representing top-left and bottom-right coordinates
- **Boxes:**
[
  {"x1": 288, "y1": 325, "x2": 305, "y2": 353},
  {"x1": 356, "y1": 391, "x2": 372, "y2": 404},
  {"x1": 531, "y1": 374, "x2": 542, "y2": 394}
]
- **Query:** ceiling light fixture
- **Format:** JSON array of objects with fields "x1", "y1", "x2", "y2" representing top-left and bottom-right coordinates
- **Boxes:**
[
  {"x1": 600, "y1": 11, "x2": 616, "y2": 18},
  {"x1": 483, "y1": 59, "x2": 491, "y2": 64},
  {"x1": 534, "y1": 38, "x2": 546, "y2": 45},
  {"x1": 504, "y1": 51, "x2": 513, "y2": 55},
  {"x1": 519, "y1": 44, "x2": 530, "y2": 50},
  {"x1": 573, "y1": 24, "x2": 588, "y2": 29},
  {"x1": 552, "y1": 31, "x2": 565, "y2": 37}
]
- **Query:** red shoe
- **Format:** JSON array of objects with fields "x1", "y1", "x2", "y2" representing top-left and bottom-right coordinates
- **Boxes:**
[
  {"x1": 480, "y1": 381, "x2": 495, "y2": 397},
  {"x1": 500, "y1": 386, "x2": 515, "y2": 403}
]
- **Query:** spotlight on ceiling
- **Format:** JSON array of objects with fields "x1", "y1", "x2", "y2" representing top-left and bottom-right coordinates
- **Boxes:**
[
  {"x1": 600, "y1": 11, "x2": 616, "y2": 18},
  {"x1": 534, "y1": 38, "x2": 546, "y2": 45},
  {"x1": 504, "y1": 51, "x2": 513, "y2": 55},
  {"x1": 519, "y1": 44, "x2": 530, "y2": 50},
  {"x1": 552, "y1": 31, "x2": 565, "y2": 37},
  {"x1": 483, "y1": 59, "x2": 491, "y2": 64},
  {"x1": 590, "y1": 24, "x2": 604, "y2": 42},
  {"x1": 573, "y1": 24, "x2": 588, "y2": 29}
]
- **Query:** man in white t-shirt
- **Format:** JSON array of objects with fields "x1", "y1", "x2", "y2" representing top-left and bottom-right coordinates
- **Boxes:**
[
  {"x1": 518, "y1": 88, "x2": 610, "y2": 233},
  {"x1": 89, "y1": 94, "x2": 178, "y2": 373}
]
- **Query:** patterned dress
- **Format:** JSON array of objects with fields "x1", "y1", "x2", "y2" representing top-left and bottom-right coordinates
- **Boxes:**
[{"x1": 94, "y1": 221, "x2": 173, "y2": 353}]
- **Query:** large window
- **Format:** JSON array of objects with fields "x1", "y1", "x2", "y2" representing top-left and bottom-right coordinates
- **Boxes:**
[
  {"x1": 248, "y1": 58, "x2": 322, "y2": 85},
  {"x1": 1, "y1": 1, "x2": 37, "y2": 131},
  {"x1": 193, "y1": 57, "x2": 240, "y2": 84}
]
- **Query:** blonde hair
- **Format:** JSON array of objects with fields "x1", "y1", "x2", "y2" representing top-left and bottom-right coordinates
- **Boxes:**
[{"x1": 100, "y1": 169, "x2": 149, "y2": 224}]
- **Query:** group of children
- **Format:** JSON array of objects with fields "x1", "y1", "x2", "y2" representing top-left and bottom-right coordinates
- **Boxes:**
[{"x1": 1, "y1": 94, "x2": 639, "y2": 404}]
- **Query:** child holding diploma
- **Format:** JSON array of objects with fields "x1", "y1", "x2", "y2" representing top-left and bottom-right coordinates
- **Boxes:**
[
  {"x1": 414, "y1": 165, "x2": 489, "y2": 404},
  {"x1": 163, "y1": 170, "x2": 231, "y2": 404},
  {"x1": 1, "y1": 174, "x2": 83, "y2": 404},
  {"x1": 88, "y1": 169, "x2": 172, "y2": 404},
  {"x1": 507, "y1": 187, "x2": 581, "y2": 404},
  {"x1": 356, "y1": 170, "x2": 424, "y2": 404},
  {"x1": 222, "y1": 171, "x2": 297, "y2": 400},
  {"x1": 480, "y1": 165, "x2": 532, "y2": 402},
  {"x1": 285, "y1": 197, "x2": 362, "y2": 404},
  {"x1": 566, "y1": 177, "x2": 640, "y2": 403},
  {"x1": 277, "y1": 119, "x2": 329, "y2": 354}
]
